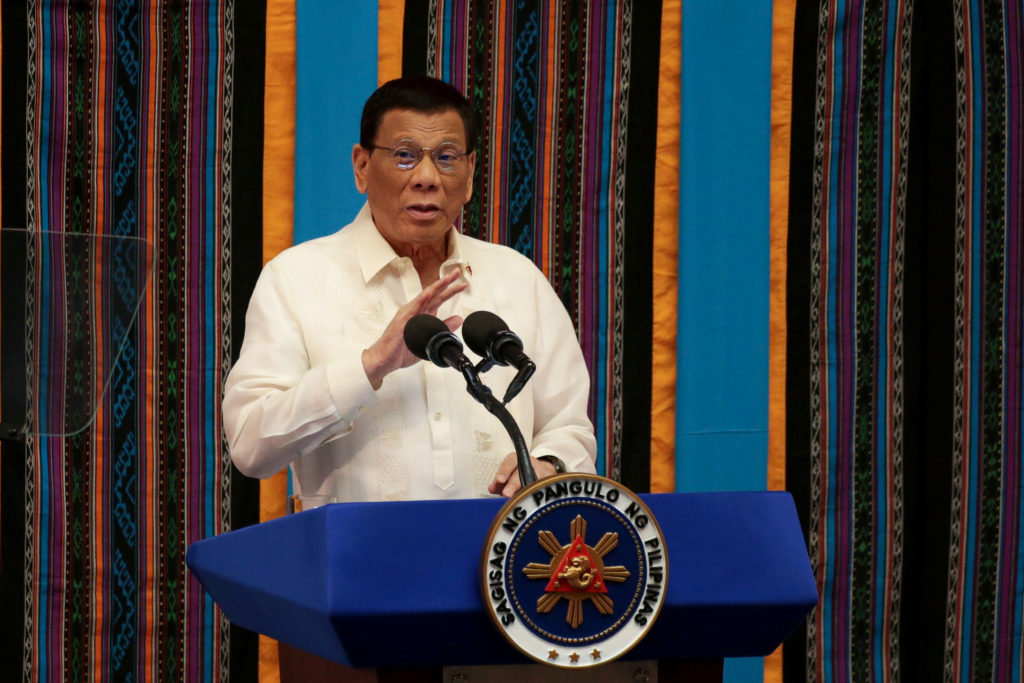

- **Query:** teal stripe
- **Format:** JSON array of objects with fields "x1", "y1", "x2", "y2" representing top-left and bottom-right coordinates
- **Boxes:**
[
  {"x1": 38, "y1": 1, "x2": 55, "y2": 675},
  {"x1": 960, "y1": 1, "x2": 986, "y2": 678},
  {"x1": 202, "y1": 4, "x2": 219, "y2": 680},
  {"x1": 676, "y1": 0, "x2": 772, "y2": 491},
  {"x1": 592, "y1": 0, "x2": 618, "y2": 477},
  {"x1": 294, "y1": 1, "x2": 378, "y2": 243},
  {"x1": 676, "y1": 2, "x2": 772, "y2": 680}
]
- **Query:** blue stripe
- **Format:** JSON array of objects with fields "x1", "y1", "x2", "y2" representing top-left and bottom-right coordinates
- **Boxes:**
[
  {"x1": 294, "y1": 1, "x2": 377, "y2": 243},
  {"x1": 676, "y1": 1, "x2": 772, "y2": 487},
  {"x1": 442, "y1": 0, "x2": 454, "y2": 78},
  {"x1": 38, "y1": 4, "x2": 55, "y2": 675},
  {"x1": 960, "y1": 1, "x2": 986, "y2": 678},
  {"x1": 202, "y1": 5, "x2": 218, "y2": 680},
  {"x1": 822, "y1": 7, "x2": 848, "y2": 678},
  {"x1": 593, "y1": 0, "x2": 617, "y2": 477},
  {"x1": 676, "y1": 2, "x2": 772, "y2": 679}
]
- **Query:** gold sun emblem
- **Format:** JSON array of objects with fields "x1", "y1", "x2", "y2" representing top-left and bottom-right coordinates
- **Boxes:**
[{"x1": 522, "y1": 514, "x2": 631, "y2": 628}]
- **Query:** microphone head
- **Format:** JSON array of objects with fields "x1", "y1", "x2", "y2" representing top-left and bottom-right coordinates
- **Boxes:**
[
  {"x1": 463, "y1": 310, "x2": 510, "y2": 358},
  {"x1": 403, "y1": 314, "x2": 449, "y2": 361}
]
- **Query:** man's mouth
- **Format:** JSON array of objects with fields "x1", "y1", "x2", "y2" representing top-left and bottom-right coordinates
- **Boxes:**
[{"x1": 406, "y1": 203, "x2": 441, "y2": 220}]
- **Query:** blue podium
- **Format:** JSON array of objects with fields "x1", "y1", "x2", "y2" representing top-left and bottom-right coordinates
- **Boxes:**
[{"x1": 186, "y1": 491, "x2": 816, "y2": 673}]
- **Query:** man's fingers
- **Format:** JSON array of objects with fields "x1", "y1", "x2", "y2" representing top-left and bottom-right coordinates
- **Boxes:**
[
  {"x1": 424, "y1": 280, "x2": 468, "y2": 315},
  {"x1": 494, "y1": 453, "x2": 518, "y2": 482},
  {"x1": 365, "y1": 270, "x2": 469, "y2": 388},
  {"x1": 441, "y1": 315, "x2": 464, "y2": 333},
  {"x1": 488, "y1": 453, "x2": 519, "y2": 495},
  {"x1": 502, "y1": 479, "x2": 522, "y2": 497}
]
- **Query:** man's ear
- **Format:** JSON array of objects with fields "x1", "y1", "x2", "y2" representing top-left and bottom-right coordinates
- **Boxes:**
[
  {"x1": 462, "y1": 150, "x2": 477, "y2": 204},
  {"x1": 353, "y1": 144, "x2": 370, "y2": 193}
]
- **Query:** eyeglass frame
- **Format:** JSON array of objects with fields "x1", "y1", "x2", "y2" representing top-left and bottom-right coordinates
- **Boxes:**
[{"x1": 364, "y1": 141, "x2": 471, "y2": 174}]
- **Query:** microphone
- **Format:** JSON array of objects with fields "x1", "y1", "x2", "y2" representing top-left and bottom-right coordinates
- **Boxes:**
[
  {"x1": 403, "y1": 313, "x2": 471, "y2": 371},
  {"x1": 404, "y1": 313, "x2": 538, "y2": 489},
  {"x1": 463, "y1": 310, "x2": 536, "y2": 403},
  {"x1": 463, "y1": 311, "x2": 533, "y2": 370}
]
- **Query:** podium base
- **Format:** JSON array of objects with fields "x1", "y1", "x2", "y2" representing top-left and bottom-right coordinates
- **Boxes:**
[
  {"x1": 444, "y1": 661, "x2": 658, "y2": 682},
  {"x1": 279, "y1": 642, "x2": 723, "y2": 683},
  {"x1": 444, "y1": 660, "x2": 723, "y2": 682},
  {"x1": 279, "y1": 642, "x2": 442, "y2": 682}
]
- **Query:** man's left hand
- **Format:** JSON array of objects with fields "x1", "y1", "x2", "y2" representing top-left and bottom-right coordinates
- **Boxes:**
[{"x1": 488, "y1": 453, "x2": 559, "y2": 498}]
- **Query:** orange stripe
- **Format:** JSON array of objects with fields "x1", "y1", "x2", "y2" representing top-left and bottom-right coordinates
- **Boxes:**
[
  {"x1": 768, "y1": 0, "x2": 794, "y2": 497},
  {"x1": 258, "y1": 0, "x2": 296, "y2": 679},
  {"x1": 91, "y1": 6, "x2": 108, "y2": 676},
  {"x1": 650, "y1": 0, "x2": 680, "y2": 494},
  {"x1": 765, "y1": 1, "x2": 796, "y2": 681},
  {"x1": 143, "y1": 4, "x2": 161, "y2": 677},
  {"x1": 262, "y1": 0, "x2": 296, "y2": 268},
  {"x1": 379, "y1": 0, "x2": 404, "y2": 83}
]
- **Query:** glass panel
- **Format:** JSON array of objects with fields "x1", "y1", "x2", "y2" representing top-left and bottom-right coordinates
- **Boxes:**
[{"x1": 0, "y1": 229, "x2": 153, "y2": 438}]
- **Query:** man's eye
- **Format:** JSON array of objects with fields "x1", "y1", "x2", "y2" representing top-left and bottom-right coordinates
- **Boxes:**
[
  {"x1": 393, "y1": 148, "x2": 419, "y2": 161},
  {"x1": 436, "y1": 148, "x2": 461, "y2": 163}
]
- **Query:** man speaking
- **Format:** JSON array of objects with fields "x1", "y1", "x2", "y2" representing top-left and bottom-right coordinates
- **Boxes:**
[{"x1": 223, "y1": 76, "x2": 596, "y2": 504}]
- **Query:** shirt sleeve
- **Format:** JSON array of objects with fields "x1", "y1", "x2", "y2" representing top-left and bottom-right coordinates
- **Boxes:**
[
  {"x1": 526, "y1": 273, "x2": 598, "y2": 475},
  {"x1": 223, "y1": 261, "x2": 379, "y2": 479}
]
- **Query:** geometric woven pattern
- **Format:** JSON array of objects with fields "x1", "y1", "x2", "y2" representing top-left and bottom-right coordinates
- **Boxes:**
[
  {"x1": 402, "y1": 0, "x2": 663, "y2": 489},
  {"x1": 785, "y1": 1, "x2": 1024, "y2": 680},
  {"x1": 0, "y1": 2, "x2": 264, "y2": 680}
]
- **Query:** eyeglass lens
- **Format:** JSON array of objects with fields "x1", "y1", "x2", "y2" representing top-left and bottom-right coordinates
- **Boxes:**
[{"x1": 391, "y1": 145, "x2": 464, "y2": 172}]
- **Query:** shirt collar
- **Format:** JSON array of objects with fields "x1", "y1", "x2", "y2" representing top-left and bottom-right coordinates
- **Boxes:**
[{"x1": 352, "y1": 202, "x2": 471, "y2": 283}]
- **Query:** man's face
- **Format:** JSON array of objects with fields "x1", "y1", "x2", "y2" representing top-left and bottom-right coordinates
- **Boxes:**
[{"x1": 352, "y1": 108, "x2": 476, "y2": 254}]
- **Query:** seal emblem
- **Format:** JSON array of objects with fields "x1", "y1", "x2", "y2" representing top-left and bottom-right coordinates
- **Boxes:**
[{"x1": 481, "y1": 473, "x2": 668, "y2": 668}]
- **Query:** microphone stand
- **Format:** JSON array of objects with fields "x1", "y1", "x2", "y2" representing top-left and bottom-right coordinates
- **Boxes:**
[{"x1": 457, "y1": 362, "x2": 538, "y2": 489}]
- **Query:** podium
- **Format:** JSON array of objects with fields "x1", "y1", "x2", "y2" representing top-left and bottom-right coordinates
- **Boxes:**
[{"x1": 186, "y1": 491, "x2": 816, "y2": 677}]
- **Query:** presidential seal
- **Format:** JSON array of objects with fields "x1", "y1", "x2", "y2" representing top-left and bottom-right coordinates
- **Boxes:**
[{"x1": 481, "y1": 473, "x2": 668, "y2": 668}]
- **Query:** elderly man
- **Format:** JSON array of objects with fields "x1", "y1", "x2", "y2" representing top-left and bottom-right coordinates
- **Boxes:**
[{"x1": 223, "y1": 76, "x2": 596, "y2": 505}]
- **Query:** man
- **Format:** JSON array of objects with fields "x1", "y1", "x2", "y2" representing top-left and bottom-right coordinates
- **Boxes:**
[{"x1": 223, "y1": 76, "x2": 596, "y2": 505}]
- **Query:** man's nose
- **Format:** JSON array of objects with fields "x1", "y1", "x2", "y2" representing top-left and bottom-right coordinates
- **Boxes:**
[{"x1": 409, "y1": 153, "x2": 442, "y2": 187}]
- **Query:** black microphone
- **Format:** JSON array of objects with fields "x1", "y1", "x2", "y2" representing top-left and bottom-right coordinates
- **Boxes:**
[
  {"x1": 403, "y1": 313, "x2": 470, "y2": 370},
  {"x1": 463, "y1": 310, "x2": 536, "y2": 403},
  {"x1": 463, "y1": 311, "x2": 533, "y2": 370},
  {"x1": 405, "y1": 313, "x2": 538, "y2": 489}
]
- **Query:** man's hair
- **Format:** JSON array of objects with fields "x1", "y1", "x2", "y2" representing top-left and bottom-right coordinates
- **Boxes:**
[{"x1": 360, "y1": 76, "x2": 477, "y2": 150}]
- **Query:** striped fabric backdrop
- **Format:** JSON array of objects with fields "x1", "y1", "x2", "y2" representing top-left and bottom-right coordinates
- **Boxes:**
[
  {"x1": 0, "y1": 2, "x2": 265, "y2": 681},
  {"x1": 7, "y1": 1, "x2": 1023, "y2": 682},
  {"x1": 785, "y1": 0, "x2": 1024, "y2": 681},
  {"x1": 400, "y1": 0, "x2": 662, "y2": 490}
]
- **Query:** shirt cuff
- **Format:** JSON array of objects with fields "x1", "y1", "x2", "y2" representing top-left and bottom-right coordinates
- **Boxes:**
[{"x1": 325, "y1": 353, "x2": 380, "y2": 426}]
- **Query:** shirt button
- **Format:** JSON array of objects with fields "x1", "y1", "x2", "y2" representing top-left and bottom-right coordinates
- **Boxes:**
[{"x1": 434, "y1": 412, "x2": 442, "y2": 421}]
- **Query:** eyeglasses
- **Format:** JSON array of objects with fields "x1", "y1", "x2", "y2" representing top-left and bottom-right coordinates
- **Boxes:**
[{"x1": 366, "y1": 142, "x2": 469, "y2": 174}]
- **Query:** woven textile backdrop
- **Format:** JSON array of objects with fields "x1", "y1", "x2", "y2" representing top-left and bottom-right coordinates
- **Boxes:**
[
  {"x1": 785, "y1": 1, "x2": 1024, "y2": 681},
  {"x1": 0, "y1": 2, "x2": 265, "y2": 681},
  {"x1": 400, "y1": 0, "x2": 663, "y2": 490}
]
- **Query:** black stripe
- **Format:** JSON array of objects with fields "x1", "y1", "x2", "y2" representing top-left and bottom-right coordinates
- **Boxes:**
[
  {"x1": 783, "y1": 0, "x2": 824, "y2": 678},
  {"x1": 899, "y1": 1, "x2": 958, "y2": 679},
  {"x1": 619, "y1": 0, "x2": 662, "y2": 494},
  {"x1": 228, "y1": 0, "x2": 267, "y2": 679},
  {"x1": 849, "y1": 1, "x2": 884, "y2": 676},
  {"x1": 0, "y1": 2, "x2": 29, "y2": 676},
  {"x1": 1, "y1": 0, "x2": 27, "y2": 232},
  {"x1": 401, "y1": 0, "x2": 430, "y2": 77}
]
